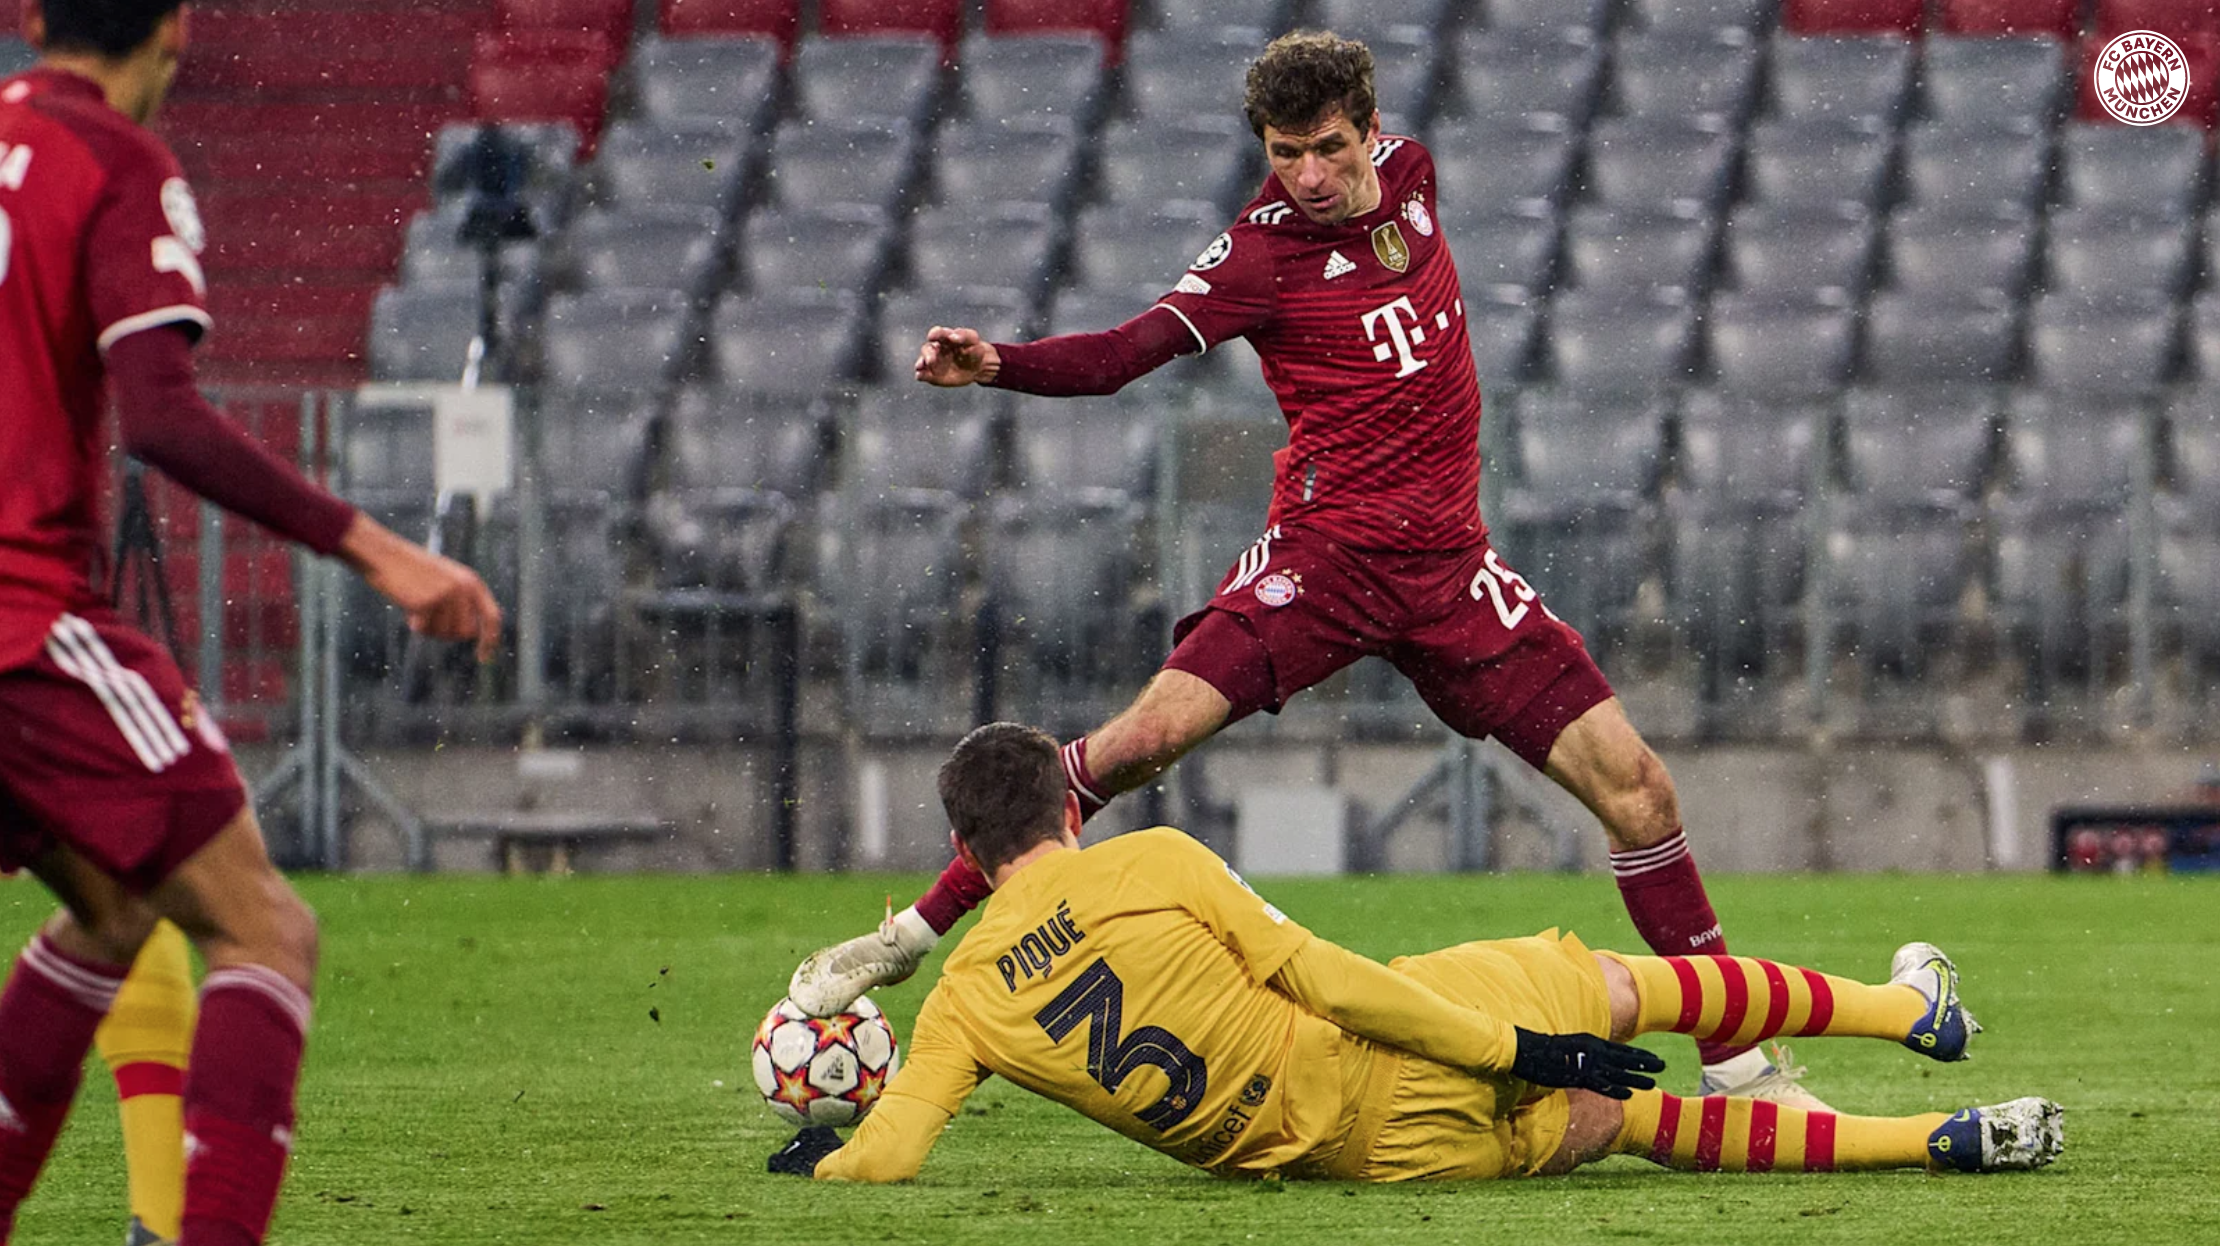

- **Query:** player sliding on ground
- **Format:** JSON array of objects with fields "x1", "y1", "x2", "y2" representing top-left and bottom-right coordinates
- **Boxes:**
[
  {"x1": 0, "y1": 3, "x2": 503, "y2": 1243},
  {"x1": 794, "y1": 30, "x2": 1823, "y2": 1105},
  {"x1": 771, "y1": 725, "x2": 2064, "y2": 1185}
]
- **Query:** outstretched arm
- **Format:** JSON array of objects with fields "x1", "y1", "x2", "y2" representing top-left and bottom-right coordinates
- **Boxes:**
[
  {"x1": 801, "y1": 988, "x2": 989, "y2": 1183},
  {"x1": 1271, "y1": 938, "x2": 1521, "y2": 1072},
  {"x1": 914, "y1": 307, "x2": 1197, "y2": 398}
]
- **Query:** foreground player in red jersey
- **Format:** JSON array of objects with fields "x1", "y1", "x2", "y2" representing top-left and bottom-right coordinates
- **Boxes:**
[
  {"x1": 793, "y1": 31, "x2": 1821, "y2": 1106},
  {"x1": 0, "y1": 3, "x2": 501, "y2": 1243}
]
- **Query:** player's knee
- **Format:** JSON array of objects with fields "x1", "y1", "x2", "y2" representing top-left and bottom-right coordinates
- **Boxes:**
[
  {"x1": 1602, "y1": 748, "x2": 1679, "y2": 847},
  {"x1": 52, "y1": 905, "x2": 159, "y2": 968},
  {"x1": 269, "y1": 888, "x2": 320, "y2": 984}
]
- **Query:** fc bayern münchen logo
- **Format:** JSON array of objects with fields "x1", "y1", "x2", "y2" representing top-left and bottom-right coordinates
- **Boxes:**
[{"x1": 2093, "y1": 30, "x2": 2190, "y2": 126}]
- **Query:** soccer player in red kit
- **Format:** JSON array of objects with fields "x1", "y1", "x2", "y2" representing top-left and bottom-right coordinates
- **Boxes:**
[
  {"x1": 0, "y1": 3, "x2": 502, "y2": 1243},
  {"x1": 792, "y1": 31, "x2": 1824, "y2": 1107}
]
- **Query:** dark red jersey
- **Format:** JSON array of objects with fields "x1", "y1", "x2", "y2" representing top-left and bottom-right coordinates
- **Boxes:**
[
  {"x1": 0, "y1": 69, "x2": 212, "y2": 671},
  {"x1": 1156, "y1": 137, "x2": 1482, "y2": 552}
]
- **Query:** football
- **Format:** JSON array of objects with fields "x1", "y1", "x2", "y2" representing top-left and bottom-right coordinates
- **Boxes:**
[{"x1": 752, "y1": 995, "x2": 900, "y2": 1127}]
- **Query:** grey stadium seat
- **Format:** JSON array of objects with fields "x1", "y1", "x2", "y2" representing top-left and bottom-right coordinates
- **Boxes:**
[
  {"x1": 1483, "y1": 0, "x2": 1613, "y2": 35},
  {"x1": 1741, "y1": 118, "x2": 1894, "y2": 207},
  {"x1": 763, "y1": 118, "x2": 920, "y2": 214},
  {"x1": 1147, "y1": 0, "x2": 1288, "y2": 33},
  {"x1": 986, "y1": 496, "x2": 1150, "y2": 730},
  {"x1": 848, "y1": 386, "x2": 999, "y2": 500},
  {"x1": 1821, "y1": 495, "x2": 1979, "y2": 677},
  {"x1": 1669, "y1": 391, "x2": 1821, "y2": 689},
  {"x1": 1578, "y1": 118, "x2": 1739, "y2": 210},
  {"x1": 1562, "y1": 204, "x2": 1716, "y2": 297},
  {"x1": 589, "y1": 119, "x2": 754, "y2": 214},
  {"x1": 1899, "y1": 120, "x2": 2050, "y2": 210},
  {"x1": 1494, "y1": 389, "x2": 1668, "y2": 646},
  {"x1": 1009, "y1": 396, "x2": 1158, "y2": 498},
  {"x1": 1068, "y1": 200, "x2": 1222, "y2": 292},
  {"x1": 1724, "y1": 202, "x2": 1876, "y2": 300},
  {"x1": 1678, "y1": 389, "x2": 1824, "y2": 501},
  {"x1": 1611, "y1": 31, "x2": 1764, "y2": 124},
  {"x1": 1885, "y1": 204, "x2": 2038, "y2": 299},
  {"x1": 1467, "y1": 297, "x2": 1542, "y2": 390},
  {"x1": 1046, "y1": 285, "x2": 1167, "y2": 337},
  {"x1": 956, "y1": 34, "x2": 1109, "y2": 126},
  {"x1": 1120, "y1": 30, "x2": 1265, "y2": 121},
  {"x1": 1705, "y1": 294, "x2": 1856, "y2": 394},
  {"x1": 2170, "y1": 397, "x2": 2220, "y2": 497},
  {"x1": 1626, "y1": 0, "x2": 1774, "y2": 33},
  {"x1": 1448, "y1": 28, "x2": 1607, "y2": 126},
  {"x1": 838, "y1": 500, "x2": 972, "y2": 735},
  {"x1": 1097, "y1": 117, "x2": 1256, "y2": 210},
  {"x1": 1862, "y1": 292, "x2": 2021, "y2": 383},
  {"x1": 706, "y1": 289, "x2": 864, "y2": 396},
  {"x1": 736, "y1": 204, "x2": 893, "y2": 298},
  {"x1": 1369, "y1": 32, "x2": 1448, "y2": 128},
  {"x1": 367, "y1": 283, "x2": 480, "y2": 383},
  {"x1": 630, "y1": 35, "x2": 782, "y2": 126},
  {"x1": 2025, "y1": 293, "x2": 2179, "y2": 395},
  {"x1": 1767, "y1": 34, "x2": 1914, "y2": 125},
  {"x1": 1839, "y1": 384, "x2": 2000, "y2": 501},
  {"x1": 535, "y1": 391, "x2": 654, "y2": 499},
  {"x1": 1429, "y1": 118, "x2": 1579, "y2": 217},
  {"x1": 397, "y1": 203, "x2": 543, "y2": 289},
  {"x1": 561, "y1": 205, "x2": 722, "y2": 295},
  {"x1": 1544, "y1": 291, "x2": 1699, "y2": 389},
  {"x1": 663, "y1": 386, "x2": 828, "y2": 497},
  {"x1": 2056, "y1": 123, "x2": 2206, "y2": 217},
  {"x1": 1994, "y1": 444, "x2": 2136, "y2": 695},
  {"x1": 2157, "y1": 496, "x2": 2220, "y2": 672},
  {"x1": 1454, "y1": 205, "x2": 1561, "y2": 295},
  {"x1": 341, "y1": 400, "x2": 435, "y2": 495},
  {"x1": 2197, "y1": 293, "x2": 2220, "y2": 382},
  {"x1": 875, "y1": 288, "x2": 1028, "y2": 389},
  {"x1": 2043, "y1": 207, "x2": 2197, "y2": 299},
  {"x1": 932, "y1": 117, "x2": 1082, "y2": 213},
  {"x1": 2004, "y1": 389, "x2": 2146, "y2": 503},
  {"x1": 790, "y1": 35, "x2": 943, "y2": 129},
  {"x1": 1311, "y1": 0, "x2": 1459, "y2": 40},
  {"x1": 1919, "y1": 35, "x2": 2068, "y2": 125},
  {"x1": 905, "y1": 204, "x2": 1058, "y2": 303},
  {"x1": 540, "y1": 288, "x2": 695, "y2": 392}
]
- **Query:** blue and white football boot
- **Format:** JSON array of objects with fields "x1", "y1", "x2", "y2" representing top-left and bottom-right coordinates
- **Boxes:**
[
  {"x1": 1889, "y1": 941, "x2": 1981, "y2": 1061},
  {"x1": 1927, "y1": 1098, "x2": 2066, "y2": 1172}
]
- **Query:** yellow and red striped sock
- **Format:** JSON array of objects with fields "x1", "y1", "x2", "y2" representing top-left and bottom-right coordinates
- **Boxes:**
[
  {"x1": 97, "y1": 921, "x2": 194, "y2": 1242},
  {"x1": 1603, "y1": 952, "x2": 1928, "y2": 1049},
  {"x1": 1615, "y1": 1089, "x2": 1948, "y2": 1172}
]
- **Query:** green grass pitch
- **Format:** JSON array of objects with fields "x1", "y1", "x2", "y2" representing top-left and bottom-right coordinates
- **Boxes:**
[{"x1": 2, "y1": 869, "x2": 2215, "y2": 1244}]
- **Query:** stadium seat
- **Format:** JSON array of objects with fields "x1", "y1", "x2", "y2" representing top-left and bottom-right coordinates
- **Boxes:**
[
  {"x1": 2195, "y1": 292, "x2": 2220, "y2": 380},
  {"x1": 2004, "y1": 389, "x2": 2148, "y2": 501},
  {"x1": 398, "y1": 203, "x2": 545, "y2": 289},
  {"x1": 1767, "y1": 32, "x2": 1915, "y2": 124},
  {"x1": 470, "y1": 50, "x2": 612, "y2": 147},
  {"x1": 1940, "y1": 0, "x2": 2082, "y2": 36},
  {"x1": 561, "y1": 205, "x2": 723, "y2": 295},
  {"x1": 629, "y1": 35, "x2": 782, "y2": 125},
  {"x1": 1579, "y1": 118, "x2": 1739, "y2": 210},
  {"x1": 819, "y1": 0, "x2": 960, "y2": 50},
  {"x1": 1679, "y1": 389, "x2": 1824, "y2": 501},
  {"x1": 2156, "y1": 495, "x2": 2220, "y2": 672},
  {"x1": 662, "y1": 389, "x2": 827, "y2": 498},
  {"x1": 1068, "y1": 200, "x2": 1222, "y2": 291},
  {"x1": 848, "y1": 387, "x2": 999, "y2": 499},
  {"x1": 2170, "y1": 393, "x2": 2220, "y2": 495},
  {"x1": 1723, "y1": 202, "x2": 1877, "y2": 301},
  {"x1": 1741, "y1": 118, "x2": 1895, "y2": 207},
  {"x1": 1994, "y1": 489, "x2": 2134, "y2": 696},
  {"x1": 905, "y1": 204, "x2": 1058, "y2": 303},
  {"x1": 476, "y1": 26, "x2": 625, "y2": 73},
  {"x1": 500, "y1": 0, "x2": 632, "y2": 41},
  {"x1": 1310, "y1": 0, "x2": 1459, "y2": 40},
  {"x1": 1863, "y1": 292, "x2": 2022, "y2": 383},
  {"x1": 1705, "y1": 294, "x2": 1857, "y2": 393},
  {"x1": 536, "y1": 390, "x2": 656, "y2": 498},
  {"x1": 1010, "y1": 396, "x2": 1158, "y2": 497},
  {"x1": 875, "y1": 288, "x2": 1030, "y2": 387},
  {"x1": 763, "y1": 118, "x2": 921, "y2": 213},
  {"x1": 540, "y1": 288, "x2": 695, "y2": 391},
  {"x1": 790, "y1": 35, "x2": 944, "y2": 128},
  {"x1": 2075, "y1": 27, "x2": 2220, "y2": 127},
  {"x1": 1783, "y1": 0, "x2": 1924, "y2": 35},
  {"x1": 1899, "y1": 120, "x2": 2050, "y2": 209},
  {"x1": 589, "y1": 118, "x2": 754, "y2": 213},
  {"x1": 706, "y1": 289, "x2": 865, "y2": 395},
  {"x1": 1483, "y1": 0, "x2": 1613, "y2": 34},
  {"x1": 367, "y1": 284, "x2": 482, "y2": 383},
  {"x1": 984, "y1": 496, "x2": 1150, "y2": 730},
  {"x1": 835, "y1": 499, "x2": 973, "y2": 736},
  {"x1": 985, "y1": 0, "x2": 1130, "y2": 49},
  {"x1": 1839, "y1": 384, "x2": 2001, "y2": 500},
  {"x1": 2025, "y1": 292, "x2": 2181, "y2": 393},
  {"x1": 1543, "y1": 291, "x2": 1699, "y2": 389},
  {"x1": 1368, "y1": 32, "x2": 1447, "y2": 130},
  {"x1": 736, "y1": 204, "x2": 894, "y2": 298},
  {"x1": 1494, "y1": 390, "x2": 1669, "y2": 649},
  {"x1": 2094, "y1": 0, "x2": 2220, "y2": 37},
  {"x1": 1121, "y1": 30, "x2": 1268, "y2": 121},
  {"x1": 1096, "y1": 117, "x2": 1255, "y2": 210},
  {"x1": 1920, "y1": 35, "x2": 2070, "y2": 124},
  {"x1": 1466, "y1": 297, "x2": 1542, "y2": 389},
  {"x1": 342, "y1": 401, "x2": 438, "y2": 495},
  {"x1": 2044, "y1": 208, "x2": 2198, "y2": 299},
  {"x1": 658, "y1": 0, "x2": 798, "y2": 46},
  {"x1": 1452, "y1": 205, "x2": 1561, "y2": 295},
  {"x1": 1430, "y1": 118, "x2": 1578, "y2": 218},
  {"x1": 1046, "y1": 285, "x2": 1170, "y2": 336},
  {"x1": 1561, "y1": 204, "x2": 1718, "y2": 297},
  {"x1": 1625, "y1": 0, "x2": 1776, "y2": 34},
  {"x1": 2055, "y1": 123, "x2": 2207, "y2": 216},
  {"x1": 430, "y1": 121, "x2": 580, "y2": 229},
  {"x1": 955, "y1": 33, "x2": 1110, "y2": 124},
  {"x1": 1449, "y1": 28, "x2": 1607, "y2": 127},
  {"x1": 1611, "y1": 31, "x2": 1765, "y2": 124},
  {"x1": 1884, "y1": 204, "x2": 2039, "y2": 299},
  {"x1": 932, "y1": 117, "x2": 1083, "y2": 212},
  {"x1": 1820, "y1": 495, "x2": 1979, "y2": 677}
]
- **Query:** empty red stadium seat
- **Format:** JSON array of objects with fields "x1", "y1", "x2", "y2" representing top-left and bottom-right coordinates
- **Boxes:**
[
  {"x1": 498, "y1": 0, "x2": 633, "y2": 41},
  {"x1": 819, "y1": 0, "x2": 961, "y2": 51},
  {"x1": 1940, "y1": 0, "x2": 2082, "y2": 38},
  {"x1": 659, "y1": 0, "x2": 800, "y2": 47},
  {"x1": 2078, "y1": 26, "x2": 2220, "y2": 123},
  {"x1": 1783, "y1": 0, "x2": 1924, "y2": 35},
  {"x1": 2095, "y1": 0, "x2": 2220, "y2": 34},
  {"x1": 475, "y1": 27, "x2": 624, "y2": 71},
  {"x1": 984, "y1": 0, "x2": 1128, "y2": 50}
]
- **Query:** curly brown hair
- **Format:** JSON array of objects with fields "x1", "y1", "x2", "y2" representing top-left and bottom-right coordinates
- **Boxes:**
[
  {"x1": 938, "y1": 722, "x2": 1070, "y2": 874},
  {"x1": 1242, "y1": 30, "x2": 1378, "y2": 138}
]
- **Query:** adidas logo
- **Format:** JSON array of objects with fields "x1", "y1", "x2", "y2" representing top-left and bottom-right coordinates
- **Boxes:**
[
  {"x1": 1323, "y1": 250, "x2": 1357, "y2": 280},
  {"x1": 1249, "y1": 201, "x2": 1294, "y2": 226}
]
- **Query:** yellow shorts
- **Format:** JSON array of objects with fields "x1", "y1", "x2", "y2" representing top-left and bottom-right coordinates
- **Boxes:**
[{"x1": 1349, "y1": 929, "x2": 1613, "y2": 1182}]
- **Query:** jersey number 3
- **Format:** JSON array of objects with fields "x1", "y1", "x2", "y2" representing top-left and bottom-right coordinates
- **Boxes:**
[{"x1": 1034, "y1": 958, "x2": 1207, "y2": 1131}]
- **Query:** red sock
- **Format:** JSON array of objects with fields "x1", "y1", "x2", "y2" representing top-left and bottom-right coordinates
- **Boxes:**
[
  {"x1": 1609, "y1": 830, "x2": 1751, "y2": 1067},
  {"x1": 1059, "y1": 738, "x2": 1110, "y2": 823},
  {"x1": 181, "y1": 966, "x2": 310, "y2": 1246},
  {"x1": 912, "y1": 855, "x2": 992, "y2": 936},
  {"x1": 0, "y1": 935, "x2": 127, "y2": 1238}
]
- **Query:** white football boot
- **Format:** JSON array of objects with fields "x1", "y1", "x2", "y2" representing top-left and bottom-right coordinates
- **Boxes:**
[
  {"x1": 1927, "y1": 1097, "x2": 2066, "y2": 1172},
  {"x1": 787, "y1": 907, "x2": 940, "y2": 1018},
  {"x1": 1697, "y1": 1042, "x2": 1836, "y2": 1112},
  {"x1": 1889, "y1": 940, "x2": 1982, "y2": 1061}
]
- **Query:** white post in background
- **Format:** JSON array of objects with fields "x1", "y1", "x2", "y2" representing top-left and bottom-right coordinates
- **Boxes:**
[
  {"x1": 1982, "y1": 754, "x2": 2022, "y2": 870},
  {"x1": 856, "y1": 759, "x2": 890, "y2": 868}
]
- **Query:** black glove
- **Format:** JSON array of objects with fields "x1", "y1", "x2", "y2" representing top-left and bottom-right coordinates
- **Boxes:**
[
  {"x1": 1509, "y1": 1027, "x2": 1665, "y2": 1100},
  {"x1": 768, "y1": 1126, "x2": 843, "y2": 1176}
]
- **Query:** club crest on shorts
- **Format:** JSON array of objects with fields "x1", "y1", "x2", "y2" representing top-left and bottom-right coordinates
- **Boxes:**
[
  {"x1": 1254, "y1": 572, "x2": 1299, "y2": 607},
  {"x1": 1371, "y1": 221, "x2": 1410, "y2": 273},
  {"x1": 2092, "y1": 30, "x2": 2190, "y2": 126}
]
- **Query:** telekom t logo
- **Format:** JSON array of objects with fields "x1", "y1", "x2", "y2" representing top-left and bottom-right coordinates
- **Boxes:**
[{"x1": 1360, "y1": 296, "x2": 1430, "y2": 378}]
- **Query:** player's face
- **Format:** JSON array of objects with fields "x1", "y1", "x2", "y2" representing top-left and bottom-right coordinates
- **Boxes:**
[{"x1": 1261, "y1": 109, "x2": 1382, "y2": 225}]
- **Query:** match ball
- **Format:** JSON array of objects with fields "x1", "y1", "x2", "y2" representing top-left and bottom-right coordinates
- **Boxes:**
[{"x1": 752, "y1": 995, "x2": 900, "y2": 1127}]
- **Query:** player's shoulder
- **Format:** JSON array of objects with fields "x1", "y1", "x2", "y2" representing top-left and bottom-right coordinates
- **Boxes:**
[
  {"x1": 8, "y1": 78, "x2": 183, "y2": 187},
  {"x1": 1372, "y1": 132, "x2": 1429, "y2": 182},
  {"x1": 1088, "y1": 825, "x2": 1224, "y2": 873}
]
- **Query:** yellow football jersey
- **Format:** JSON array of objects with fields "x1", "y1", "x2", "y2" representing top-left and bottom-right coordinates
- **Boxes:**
[{"x1": 822, "y1": 827, "x2": 1368, "y2": 1179}]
